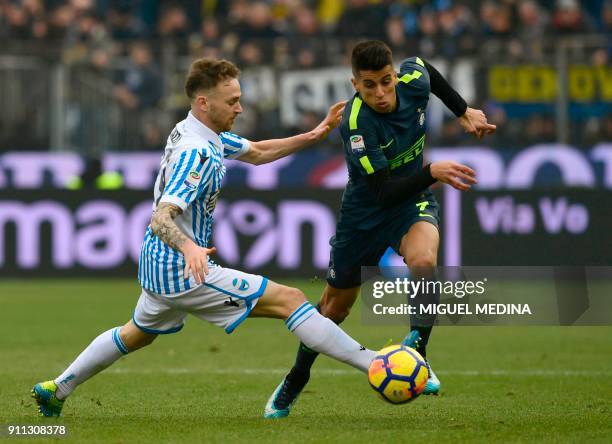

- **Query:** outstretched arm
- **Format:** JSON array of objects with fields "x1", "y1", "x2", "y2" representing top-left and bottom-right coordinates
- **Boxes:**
[
  {"x1": 237, "y1": 100, "x2": 346, "y2": 165},
  {"x1": 424, "y1": 60, "x2": 496, "y2": 139},
  {"x1": 365, "y1": 161, "x2": 477, "y2": 208},
  {"x1": 151, "y1": 202, "x2": 216, "y2": 284}
]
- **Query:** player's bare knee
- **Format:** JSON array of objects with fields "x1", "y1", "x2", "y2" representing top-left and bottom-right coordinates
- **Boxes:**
[
  {"x1": 282, "y1": 287, "x2": 308, "y2": 318},
  {"x1": 287, "y1": 287, "x2": 307, "y2": 307},
  {"x1": 406, "y1": 253, "x2": 437, "y2": 272},
  {"x1": 120, "y1": 321, "x2": 157, "y2": 351}
]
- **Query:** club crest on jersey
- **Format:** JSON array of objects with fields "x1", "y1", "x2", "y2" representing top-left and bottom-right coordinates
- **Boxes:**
[
  {"x1": 419, "y1": 112, "x2": 426, "y2": 126},
  {"x1": 232, "y1": 278, "x2": 250, "y2": 291},
  {"x1": 350, "y1": 135, "x2": 365, "y2": 153}
]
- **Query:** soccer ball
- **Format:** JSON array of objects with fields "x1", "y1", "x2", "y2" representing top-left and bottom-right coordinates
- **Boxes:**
[{"x1": 368, "y1": 344, "x2": 429, "y2": 404}]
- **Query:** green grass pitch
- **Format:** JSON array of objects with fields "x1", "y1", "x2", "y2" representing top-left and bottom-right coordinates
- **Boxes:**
[{"x1": 1, "y1": 279, "x2": 610, "y2": 443}]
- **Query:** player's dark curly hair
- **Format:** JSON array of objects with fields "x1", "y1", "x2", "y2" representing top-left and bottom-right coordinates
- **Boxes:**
[
  {"x1": 351, "y1": 40, "x2": 393, "y2": 76},
  {"x1": 185, "y1": 58, "x2": 240, "y2": 99}
]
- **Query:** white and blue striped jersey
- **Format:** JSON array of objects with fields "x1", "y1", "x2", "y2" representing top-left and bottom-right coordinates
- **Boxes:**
[{"x1": 138, "y1": 111, "x2": 250, "y2": 295}]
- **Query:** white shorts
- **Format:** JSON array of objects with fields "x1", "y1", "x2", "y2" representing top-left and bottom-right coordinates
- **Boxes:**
[{"x1": 132, "y1": 266, "x2": 268, "y2": 335}]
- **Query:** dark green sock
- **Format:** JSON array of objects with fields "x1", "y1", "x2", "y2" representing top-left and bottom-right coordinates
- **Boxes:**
[
  {"x1": 409, "y1": 272, "x2": 439, "y2": 359},
  {"x1": 411, "y1": 326, "x2": 433, "y2": 358},
  {"x1": 292, "y1": 342, "x2": 320, "y2": 380}
]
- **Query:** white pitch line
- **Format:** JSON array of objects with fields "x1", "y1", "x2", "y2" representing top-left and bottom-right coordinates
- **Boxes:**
[{"x1": 107, "y1": 368, "x2": 612, "y2": 377}]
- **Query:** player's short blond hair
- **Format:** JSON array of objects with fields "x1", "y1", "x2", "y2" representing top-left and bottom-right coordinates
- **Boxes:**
[{"x1": 184, "y1": 58, "x2": 240, "y2": 100}]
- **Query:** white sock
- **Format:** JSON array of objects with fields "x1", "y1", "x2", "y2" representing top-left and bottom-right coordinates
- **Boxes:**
[
  {"x1": 54, "y1": 327, "x2": 129, "y2": 399},
  {"x1": 286, "y1": 302, "x2": 377, "y2": 373}
]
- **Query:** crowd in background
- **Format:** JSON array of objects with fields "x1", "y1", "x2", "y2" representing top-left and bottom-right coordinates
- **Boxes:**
[
  {"x1": 2, "y1": 0, "x2": 610, "y2": 63},
  {"x1": 0, "y1": 0, "x2": 610, "y2": 152}
]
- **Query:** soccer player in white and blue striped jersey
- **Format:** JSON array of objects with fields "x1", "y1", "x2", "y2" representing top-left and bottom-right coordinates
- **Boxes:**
[{"x1": 32, "y1": 58, "x2": 378, "y2": 418}]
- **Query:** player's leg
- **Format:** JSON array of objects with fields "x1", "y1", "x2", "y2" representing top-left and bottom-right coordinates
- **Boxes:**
[
  {"x1": 32, "y1": 320, "x2": 156, "y2": 417},
  {"x1": 398, "y1": 220, "x2": 441, "y2": 394},
  {"x1": 286, "y1": 233, "x2": 373, "y2": 380},
  {"x1": 263, "y1": 229, "x2": 385, "y2": 418},
  {"x1": 32, "y1": 288, "x2": 183, "y2": 416},
  {"x1": 274, "y1": 284, "x2": 359, "y2": 396},
  {"x1": 255, "y1": 281, "x2": 375, "y2": 418},
  {"x1": 319, "y1": 283, "x2": 361, "y2": 323},
  {"x1": 54, "y1": 321, "x2": 156, "y2": 399},
  {"x1": 398, "y1": 220, "x2": 439, "y2": 355},
  {"x1": 251, "y1": 280, "x2": 375, "y2": 371}
]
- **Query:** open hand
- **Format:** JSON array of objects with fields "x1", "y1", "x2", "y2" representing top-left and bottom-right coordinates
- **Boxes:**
[
  {"x1": 430, "y1": 161, "x2": 477, "y2": 191},
  {"x1": 310, "y1": 100, "x2": 347, "y2": 142},
  {"x1": 181, "y1": 242, "x2": 217, "y2": 284}
]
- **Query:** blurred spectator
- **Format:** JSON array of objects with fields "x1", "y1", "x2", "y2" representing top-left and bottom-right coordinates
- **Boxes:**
[
  {"x1": 601, "y1": 0, "x2": 612, "y2": 32},
  {"x1": 64, "y1": 11, "x2": 109, "y2": 52},
  {"x1": 335, "y1": 0, "x2": 388, "y2": 39},
  {"x1": 157, "y1": 4, "x2": 190, "y2": 39},
  {"x1": 417, "y1": 8, "x2": 440, "y2": 59},
  {"x1": 550, "y1": 0, "x2": 595, "y2": 34},
  {"x1": 111, "y1": 41, "x2": 164, "y2": 148},
  {"x1": 47, "y1": 3, "x2": 75, "y2": 40},
  {"x1": 287, "y1": 6, "x2": 325, "y2": 68},
  {"x1": 201, "y1": 16, "x2": 221, "y2": 43},
  {"x1": 228, "y1": 0, "x2": 280, "y2": 64},
  {"x1": 113, "y1": 41, "x2": 162, "y2": 110},
  {"x1": 106, "y1": 3, "x2": 143, "y2": 40},
  {"x1": 517, "y1": 0, "x2": 549, "y2": 40},
  {"x1": 5, "y1": 4, "x2": 32, "y2": 39},
  {"x1": 483, "y1": 3, "x2": 514, "y2": 37},
  {"x1": 437, "y1": 5, "x2": 477, "y2": 57},
  {"x1": 239, "y1": 1, "x2": 280, "y2": 39},
  {"x1": 188, "y1": 16, "x2": 223, "y2": 60},
  {"x1": 385, "y1": 16, "x2": 409, "y2": 58},
  {"x1": 292, "y1": 5, "x2": 320, "y2": 38},
  {"x1": 236, "y1": 41, "x2": 265, "y2": 68}
]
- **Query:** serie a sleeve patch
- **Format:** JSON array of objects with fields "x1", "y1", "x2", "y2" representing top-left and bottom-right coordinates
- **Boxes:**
[{"x1": 350, "y1": 134, "x2": 366, "y2": 153}]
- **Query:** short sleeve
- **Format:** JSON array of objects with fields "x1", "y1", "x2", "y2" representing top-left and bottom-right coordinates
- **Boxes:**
[
  {"x1": 159, "y1": 148, "x2": 215, "y2": 210},
  {"x1": 398, "y1": 56, "x2": 430, "y2": 97},
  {"x1": 220, "y1": 132, "x2": 250, "y2": 159}
]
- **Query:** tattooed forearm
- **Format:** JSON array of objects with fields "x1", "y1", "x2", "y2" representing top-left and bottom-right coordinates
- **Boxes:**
[{"x1": 150, "y1": 203, "x2": 188, "y2": 250}]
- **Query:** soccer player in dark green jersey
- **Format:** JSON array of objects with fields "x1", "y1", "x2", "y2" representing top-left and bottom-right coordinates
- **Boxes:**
[{"x1": 264, "y1": 40, "x2": 496, "y2": 418}]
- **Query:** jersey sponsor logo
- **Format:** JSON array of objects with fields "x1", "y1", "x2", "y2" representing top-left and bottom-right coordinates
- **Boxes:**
[
  {"x1": 350, "y1": 135, "x2": 365, "y2": 153},
  {"x1": 419, "y1": 112, "x2": 425, "y2": 126},
  {"x1": 388, "y1": 134, "x2": 426, "y2": 170}
]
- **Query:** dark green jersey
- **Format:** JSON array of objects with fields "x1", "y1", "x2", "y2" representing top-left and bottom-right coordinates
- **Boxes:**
[{"x1": 338, "y1": 56, "x2": 431, "y2": 230}]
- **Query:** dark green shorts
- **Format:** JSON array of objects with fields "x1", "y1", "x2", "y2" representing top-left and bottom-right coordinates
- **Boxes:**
[{"x1": 326, "y1": 192, "x2": 440, "y2": 289}]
